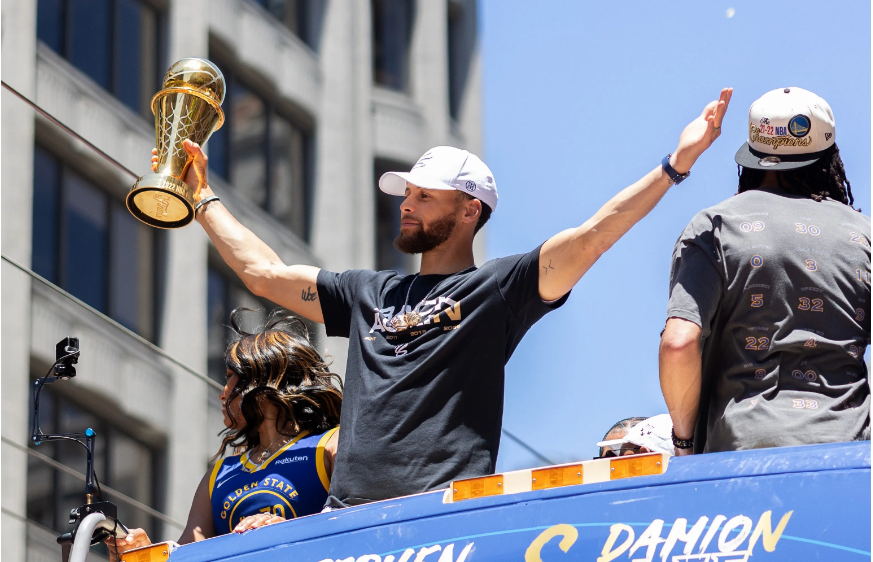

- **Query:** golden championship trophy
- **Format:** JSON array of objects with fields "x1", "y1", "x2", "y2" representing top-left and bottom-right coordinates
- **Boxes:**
[{"x1": 126, "y1": 58, "x2": 225, "y2": 228}]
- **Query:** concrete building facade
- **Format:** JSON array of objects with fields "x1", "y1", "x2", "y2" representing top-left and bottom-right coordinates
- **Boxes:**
[{"x1": 0, "y1": 1, "x2": 483, "y2": 559}]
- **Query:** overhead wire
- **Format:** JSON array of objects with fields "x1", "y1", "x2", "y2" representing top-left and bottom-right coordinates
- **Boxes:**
[
  {"x1": 2, "y1": 253, "x2": 223, "y2": 392},
  {"x1": 1, "y1": 436, "x2": 184, "y2": 530}
]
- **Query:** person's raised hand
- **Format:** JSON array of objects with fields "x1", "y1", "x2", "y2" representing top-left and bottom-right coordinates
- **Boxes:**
[
  {"x1": 104, "y1": 527, "x2": 152, "y2": 562},
  {"x1": 232, "y1": 512, "x2": 286, "y2": 533},
  {"x1": 149, "y1": 140, "x2": 214, "y2": 203},
  {"x1": 671, "y1": 88, "x2": 733, "y2": 174}
]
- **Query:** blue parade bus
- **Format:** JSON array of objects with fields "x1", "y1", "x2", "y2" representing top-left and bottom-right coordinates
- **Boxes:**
[{"x1": 124, "y1": 440, "x2": 870, "y2": 562}]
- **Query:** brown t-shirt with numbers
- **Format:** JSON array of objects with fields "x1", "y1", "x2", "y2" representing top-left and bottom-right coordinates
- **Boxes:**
[{"x1": 667, "y1": 188, "x2": 870, "y2": 453}]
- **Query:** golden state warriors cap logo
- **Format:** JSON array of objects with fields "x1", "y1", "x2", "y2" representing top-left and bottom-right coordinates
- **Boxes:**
[{"x1": 788, "y1": 114, "x2": 810, "y2": 138}]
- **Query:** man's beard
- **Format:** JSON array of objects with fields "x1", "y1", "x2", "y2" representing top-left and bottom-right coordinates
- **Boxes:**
[{"x1": 394, "y1": 213, "x2": 457, "y2": 254}]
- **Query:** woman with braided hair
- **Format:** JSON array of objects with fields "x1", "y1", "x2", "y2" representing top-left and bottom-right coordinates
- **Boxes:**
[{"x1": 108, "y1": 308, "x2": 342, "y2": 558}]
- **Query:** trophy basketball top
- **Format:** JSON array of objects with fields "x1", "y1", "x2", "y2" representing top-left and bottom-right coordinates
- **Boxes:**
[{"x1": 152, "y1": 58, "x2": 226, "y2": 126}]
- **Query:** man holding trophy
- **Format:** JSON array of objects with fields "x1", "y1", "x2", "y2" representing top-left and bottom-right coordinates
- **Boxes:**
[{"x1": 129, "y1": 57, "x2": 733, "y2": 509}]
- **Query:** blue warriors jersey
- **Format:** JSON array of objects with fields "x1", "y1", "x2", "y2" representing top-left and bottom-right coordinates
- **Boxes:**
[{"x1": 209, "y1": 427, "x2": 338, "y2": 534}]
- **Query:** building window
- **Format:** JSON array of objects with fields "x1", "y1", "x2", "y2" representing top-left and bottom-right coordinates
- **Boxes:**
[
  {"x1": 31, "y1": 144, "x2": 161, "y2": 341},
  {"x1": 447, "y1": 0, "x2": 476, "y2": 120},
  {"x1": 207, "y1": 259, "x2": 319, "y2": 383},
  {"x1": 372, "y1": 0, "x2": 415, "y2": 91},
  {"x1": 250, "y1": 0, "x2": 317, "y2": 48},
  {"x1": 206, "y1": 66, "x2": 313, "y2": 241},
  {"x1": 27, "y1": 386, "x2": 164, "y2": 540},
  {"x1": 36, "y1": 0, "x2": 161, "y2": 119},
  {"x1": 375, "y1": 159, "x2": 413, "y2": 274},
  {"x1": 207, "y1": 261, "x2": 270, "y2": 383}
]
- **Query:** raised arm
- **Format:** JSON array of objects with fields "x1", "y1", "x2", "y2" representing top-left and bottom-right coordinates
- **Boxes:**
[
  {"x1": 538, "y1": 88, "x2": 733, "y2": 301},
  {"x1": 153, "y1": 141, "x2": 324, "y2": 323}
]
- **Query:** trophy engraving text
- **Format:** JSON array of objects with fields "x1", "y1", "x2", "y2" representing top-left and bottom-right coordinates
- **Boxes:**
[{"x1": 154, "y1": 194, "x2": 170, "y2": 216}]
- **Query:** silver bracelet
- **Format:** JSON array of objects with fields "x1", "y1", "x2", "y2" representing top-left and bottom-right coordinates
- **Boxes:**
[{"x1": 195, "y1": 195, "x2": 220, "y2": 216}]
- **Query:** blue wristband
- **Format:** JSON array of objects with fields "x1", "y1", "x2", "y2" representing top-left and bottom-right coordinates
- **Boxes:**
[{"x1": 662, "y1": 154, "x2": 690, "y2": 185}]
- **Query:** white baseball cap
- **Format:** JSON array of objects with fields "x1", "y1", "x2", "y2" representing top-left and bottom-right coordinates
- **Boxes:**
[
  {"x1": 596, "y1": 414, "x2": 674, "y2": 456},
  {"x1": 379, "y1": 146, "x2": 498, "y2": 211},
  {"x1": 735, "y1": 87, "x2": 835, "y2": 171}
]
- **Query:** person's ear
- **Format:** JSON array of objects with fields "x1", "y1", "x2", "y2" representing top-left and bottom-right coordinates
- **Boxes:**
[{"x1": 461, "y1": 197, "x2": 481, "y2": 225}]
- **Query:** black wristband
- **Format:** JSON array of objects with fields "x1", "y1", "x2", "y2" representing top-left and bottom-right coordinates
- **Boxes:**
[
  {"x1": 195, "y1": 195, "x2": 220, "y2": 216},
  {"x1": 662, "y1": 154, "x2": 690, "y2": 185},
  {"x1": 671, "y1": 429, "x2": 693, "y2": 450}
]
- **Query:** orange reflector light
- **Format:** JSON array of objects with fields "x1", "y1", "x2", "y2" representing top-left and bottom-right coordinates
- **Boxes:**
[
  {"x1": 120, "y1": 541, "x2": 175, "y2": 562},
  {"x1": 531, "y1": 464, "x2": 584, "y2": 490},
  {"x1": 609, "y1": 453, "x2": 664, "y2": 480},
  {"x1": 452, "y1": 474, "x2": 504, "y2": 501}
]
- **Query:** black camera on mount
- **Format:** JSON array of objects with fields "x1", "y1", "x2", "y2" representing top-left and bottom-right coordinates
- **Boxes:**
[{"x1": 54, "y1": 337, "x2": 79, "y2": 379}]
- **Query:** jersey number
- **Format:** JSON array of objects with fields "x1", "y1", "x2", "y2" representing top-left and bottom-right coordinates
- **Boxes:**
[
  {"x1": 791, "y1": 369, "x2": 817, "y2": 382},
  {"x1": 804, "y1": 259, "x2": 817, "y2": 271},
  {"x1": 795, "y1": 223, "x2": 821, "y2": 235},
  {"x1": 798, "y1": 297, "x2": 823, "y2": 312},
  {"x1": 745, "y1": 337, "x2": 770, "y2": 350},
  {"x1": 856, "y1": 269, "x2": 871, "y2": 285},
  {"x1": 849, "y1": 232, "x2": 869, "y2": 246},
  {"x1": 259, "y1": 505, "x2": 286, "y2": 518},
  {"x1": 740, "y1": 221, "x2": 765, "y2": 232},
  {"x1": 792, "y1": 399, "x2": 819, "y2": 409},
  {"x1": 751, "y1": 294, "x2": 764, "y2": 307}
]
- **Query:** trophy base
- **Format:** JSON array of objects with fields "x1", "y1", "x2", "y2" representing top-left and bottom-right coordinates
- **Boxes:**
[{"x1": 127, "y1": 174, "x2": 195, "y2": 229}]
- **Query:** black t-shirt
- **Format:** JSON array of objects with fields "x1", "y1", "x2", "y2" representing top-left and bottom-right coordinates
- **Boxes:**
[{"x1": 317, "y1": 245, "x2": 568, "y2": 505}]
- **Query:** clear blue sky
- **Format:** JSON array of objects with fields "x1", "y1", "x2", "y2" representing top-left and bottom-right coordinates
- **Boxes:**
[{"x1": 481, "y1": 0, "x2": 872, "y2": 471}]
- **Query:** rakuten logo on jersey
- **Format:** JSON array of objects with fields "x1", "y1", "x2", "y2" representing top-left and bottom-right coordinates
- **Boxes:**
[{"x1": 274, "y1": 455, "x2": 308, "y2": 465}]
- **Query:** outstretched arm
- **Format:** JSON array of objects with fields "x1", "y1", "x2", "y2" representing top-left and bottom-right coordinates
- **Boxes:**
[
  {"x1": 153, "y1": 141, "x2": 323, "y2": 323},
  {"x1": 537, "y1": 88, "x2": 732, "y2": 301}
]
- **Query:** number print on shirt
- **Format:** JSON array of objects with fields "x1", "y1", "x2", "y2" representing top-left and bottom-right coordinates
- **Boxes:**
[
  {"x1": 804, "y1": 259, "x2": 817, "y2": 271},
  {"x1": 751, "y1": 294, "x2": 764, "y2": 307},
  {"x1": 798, "y1": 297, "x2": 823, "y2": 312},
  {"x1": 849, "y1": 232, "x2": 869, "y2": 246},
  {"x1": 795, "y1": 223, "x2": 821, "y2": 235},
  {"x1": 745, "y1": 337, "x2": 770, "y2": 350},
  {"x1": 856, "y1": 308, "x2": 865, "y2": 321},
  {"x1": 754, "y1": 369, "x2": 766, "y2": 380},
  {"x1": 849, "y1": 345, "x2": 861, "y2": 358},
  {"x1": 750, "y1": 255, "x2": 764, "y2": 268},
  {"x1": 792, "y1": 369, "x2": 817, "y2": 382},
  {"x1": 740, "y1": 221, "x2": 766, "y2": 232},
  {"x1": 804, "y1": 337, "x2": 817, "y2": 348},
  {"x1": 792, "y1": 399, "x2": 819, "y2": 409},
  {"x1": 855, "y1": 269, "x2": 871, "y2": 285}
]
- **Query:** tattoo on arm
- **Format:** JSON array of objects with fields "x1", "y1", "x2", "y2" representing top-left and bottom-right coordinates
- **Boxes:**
[
  {"x1": 542, "y1": 260, "x2": 555, "y2": 275},
  {"x1": 301, "y1": 286, "x2": 318, "y2": 302}
]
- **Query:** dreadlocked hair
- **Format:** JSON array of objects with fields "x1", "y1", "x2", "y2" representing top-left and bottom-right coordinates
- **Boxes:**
[
  {"x1": 213, "y1": 307, "x2": 343, "y2": 461},
  {"x1": 737, "y1": 144, "x2": 856, "y2": 209}
]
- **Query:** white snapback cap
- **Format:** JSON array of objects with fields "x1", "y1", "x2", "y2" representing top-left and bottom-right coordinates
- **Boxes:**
[
  {"x1": 735, "y1": 87, "x2": 835, "y2": 171},
  {"x1": 596, "y1": 414, "x2": 674, "y2": 457},
  {"x1": 379, "y1": 146, "x2": 498, "y2": 211}
]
